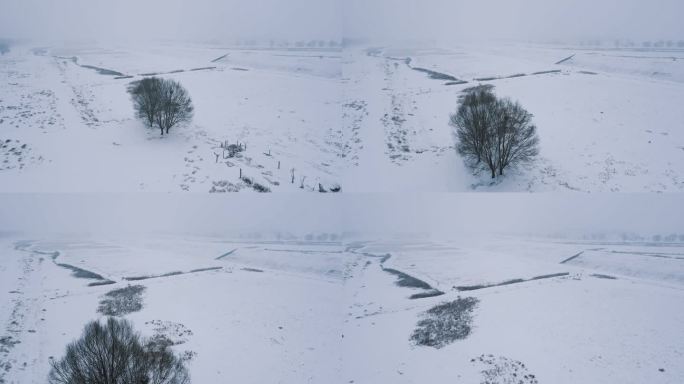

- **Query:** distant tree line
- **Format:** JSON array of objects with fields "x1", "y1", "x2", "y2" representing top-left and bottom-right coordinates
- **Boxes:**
[
  {"x1": 235, "y1": 39, "x2": 342, "y2": 49},
  {"x1": 581, "y1": 39, "x2": 684, "y2": 49}
]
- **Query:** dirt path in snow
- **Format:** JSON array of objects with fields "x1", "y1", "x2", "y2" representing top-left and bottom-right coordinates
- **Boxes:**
[{"x1": 0, "y1": 243, "x2": 50, "y2": 383}]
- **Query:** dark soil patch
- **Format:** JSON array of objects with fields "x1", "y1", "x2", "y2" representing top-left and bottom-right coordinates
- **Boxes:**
[{"x1": 411, "y1": 297, "x2": 479, "y2": 348}]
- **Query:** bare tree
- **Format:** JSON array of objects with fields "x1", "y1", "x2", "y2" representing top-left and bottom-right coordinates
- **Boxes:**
[
  {"x1": 451, "y1": 87, "x2": 539, "y2": 178},
  {"x1": 450, "y1": 86, "x2": 498, "y2": 168},
  {"x1": 48, "y1": 317, "x2": 190, "y2": 384},
  {"x1": 492, "y1": 99, "x2": 539, "y2": 176},
  {"x1": 156, "y1": 79, "x2": 194, "y2": 135},
  {"x1": 128, "y1": 77, "x2": 164, "y2": 128},
  {"x1": 128, "y1": 77, "x2": 193, "y2": 135}
]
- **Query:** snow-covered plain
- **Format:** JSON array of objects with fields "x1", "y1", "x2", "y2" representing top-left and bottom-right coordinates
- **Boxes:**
[
  {"x1": 1, "y1": 233, "x2": 682, "y2": 383},
  {"x1": 1, "y1": 42, "x2": 683, "y2": 192}
]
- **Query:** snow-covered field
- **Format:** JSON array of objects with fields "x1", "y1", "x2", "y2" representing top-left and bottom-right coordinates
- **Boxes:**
[
  {"x1": 1, "y1": 233, "x2": 682, "y2": 383},
  {"x1": 1, "y1": 42, "x2": 683, "y2": 192},
  {"x1": 342, "y1": 44, "x2": 684, "y2": 191},
  {"x1": 0, "y1": 44, "x2": 343, "y2": 192}
]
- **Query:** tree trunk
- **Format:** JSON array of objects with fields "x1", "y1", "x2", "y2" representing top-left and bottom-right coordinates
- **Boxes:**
[
  {"x1": 490, "y1": 167, "x2": 496, "y2": 179},
  {"x1": 160, "y1": 127, "x2": 164, "y2": 135}
]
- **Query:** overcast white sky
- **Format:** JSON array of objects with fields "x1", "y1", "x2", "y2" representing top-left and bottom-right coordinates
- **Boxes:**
[
  {"x1": 0, "y1": 0, "x2": 341, "y2": 42},
  {"x1": 344, "y1": 0, "x2": 684, "y2": 43},
  {"x1": 1, "y1": 0, "x2": 682, "y2": 43},
  {"x1": 0, "y1": 194, "x2": 681, "y2": 239}
]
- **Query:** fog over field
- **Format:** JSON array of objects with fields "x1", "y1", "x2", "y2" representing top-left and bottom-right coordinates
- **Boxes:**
[
  {"x1": 1, "y1": 194, "x2": 683, "y2": 238},
  {"x1": 2, "y1": 0, "x2": 683, "y2": 43},
  {"x1": 344, "y1": 0, "x2": 684, "y2": 42},
  {"x1": 0, "y1": 0, "x2": 341, "y2": 42}
]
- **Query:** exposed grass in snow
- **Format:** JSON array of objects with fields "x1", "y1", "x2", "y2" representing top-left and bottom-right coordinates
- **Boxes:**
[
  {"x1": 472, "y1": 354, "x2": 539, "y2": 384},
  {"x1": 98, "y1": 285, "x2": 146, "y2": 316},
  {"x1": 410, "y1": 297, "x2": 479, "y2": 349}
]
